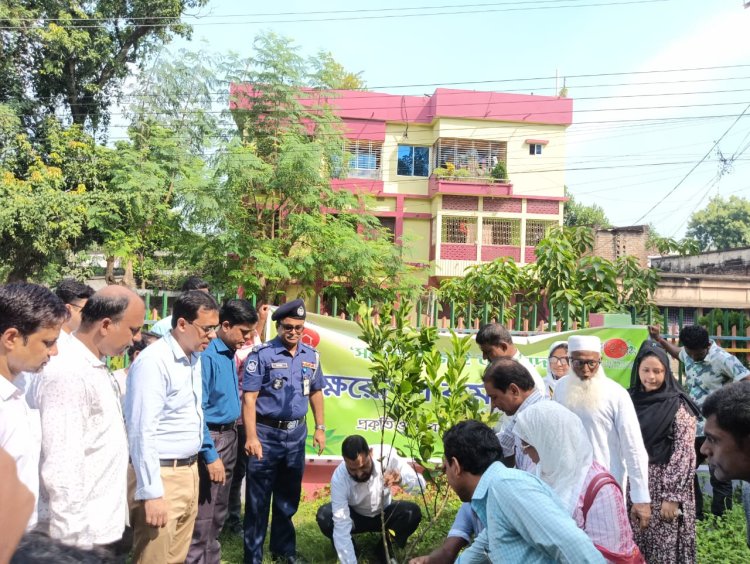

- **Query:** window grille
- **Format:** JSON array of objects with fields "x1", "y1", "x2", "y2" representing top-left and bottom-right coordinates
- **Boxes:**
[
  {"x1": 434, "y1": 138, "x2": 507, "y2": 176},
  {"x1": 346, "y1": 140, "x2": 382, "y2": 179},
  {"x1": 525, "y1": 220, "x2": 556, "y2": 246},
  {"x1": 442, "y1": 217, "x2": 477, "y2": 244},
  {"x1": 482, "y1": 218, "x2": 520, "y2": 246}
]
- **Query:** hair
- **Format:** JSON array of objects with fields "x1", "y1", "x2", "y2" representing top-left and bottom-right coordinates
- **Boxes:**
[
  {"x1": 679, "y1": 325, "x2": 710, "y2": 350},
  {"x1": 171, "y1": 290, "x2": 219, "y2": 327},
  {"x1": 483, "y1": 358, "x2": 535, "y2": 392},
  {"x1": 80, "y1": 293, "x2": 130, "y2": 325},
  {"x1": 127, "y1": 339, "x2": 148, "y2": 362},
  {"x1": 475, "y1": 323, "x2": 512, "y2": 347},
  {"x1": 702, "y1": 381, "x2": 750, "y2": 445},
  {"x1": 54, "y1": 278, "x2": 94, "y2": 305},
  {"x1": 0, "y1": 283, "x2": 68, "y2": 338},
  {"x1": 341, "y1": 435, "x2": 370, "y2": 460},
  {"x1": 181, "y1": 276, "x2": 210, "y2": 292},
  {"x1": 549, "y1": 343, "x2": 568, "y2": 356},
  {"x1": 220, "y1": 299, "x2": 258, "y2": 326},
  {"x1": 443, "y1": 420, "x2": 503, "y2": 475},
  {"x1": 11, "y1": 531, "x2": 116, "y2": 563}
]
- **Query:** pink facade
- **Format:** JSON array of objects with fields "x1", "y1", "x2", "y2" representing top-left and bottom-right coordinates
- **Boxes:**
[
  {"x1": 441, "y1": 244, "x2": 478, "y2": 261},
  {"x1": 442, "y1": 195, "x2": 479, "y2": 211},
  {"x1": 526, "y1": 199, "x2": 561, "y2": 215},
  {"x1": 483, "y1": 198, "x2": 523, "y2": 213},
  {"x1": 481, "y1": 245, "x2": 522, "y2": 262}
]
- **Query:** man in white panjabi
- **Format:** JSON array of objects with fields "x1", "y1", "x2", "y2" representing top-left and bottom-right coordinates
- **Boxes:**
[{"x1": 553, "y1": 335, "x2": 652, "y2": 531}]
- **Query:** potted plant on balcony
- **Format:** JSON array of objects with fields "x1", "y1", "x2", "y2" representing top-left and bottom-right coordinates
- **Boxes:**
[{"x1": 490, "y1": 161, "x2": 508, "y2": 182}]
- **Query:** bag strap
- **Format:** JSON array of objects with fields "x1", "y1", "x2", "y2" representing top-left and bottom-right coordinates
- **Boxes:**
[{"x1": 582, "y1": 472, "x2": 621, "y2": 525}]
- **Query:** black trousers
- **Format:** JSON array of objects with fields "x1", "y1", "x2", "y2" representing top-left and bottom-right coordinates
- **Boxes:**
[
  {"x1": 695, "y1": 436, "x2": 734, "y2": 518},
  {"x1": 316, "y1": 500, "x2": 422, "y2": 550}
]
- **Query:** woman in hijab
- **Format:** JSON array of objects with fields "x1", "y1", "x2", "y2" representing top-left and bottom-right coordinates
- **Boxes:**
[
  {"x1": 628, "y1": 339, "x2": 699, "y2": 563},
  {"x1": 515, "y1": 401, "x2": 642, "y2": 562},
  {"x1": 544, "y1": 341, "x2": 569, "y2": 396}
]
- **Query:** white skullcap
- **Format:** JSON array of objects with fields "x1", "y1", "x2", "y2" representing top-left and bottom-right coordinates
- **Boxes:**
[{"x1": 567, "y1": 335, "x2": 601, "y2": 353}]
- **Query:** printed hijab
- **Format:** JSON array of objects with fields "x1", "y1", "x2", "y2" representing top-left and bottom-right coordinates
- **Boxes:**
[{"x1": 629, "y1": 340, "x2": 700, "y2": 465}]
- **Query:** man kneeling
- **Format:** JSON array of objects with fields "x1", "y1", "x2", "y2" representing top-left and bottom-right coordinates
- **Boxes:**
[{"x1": 317, "y1": 435, "x2": 425, "y2": 563}]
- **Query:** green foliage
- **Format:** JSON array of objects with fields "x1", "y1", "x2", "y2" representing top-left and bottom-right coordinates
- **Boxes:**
[
  {"x1": 0, "y1": 0, "x2": 208, "y2": 130},
  {"x1": 356, "y1": 303, "x2": 492, "y2": 560},
  {"x1": 696, "y1": 504, "x2": 750, "y2": 563},
  {"x1": 697, "y1": 308, "x2": 750, "y2": 334},
  {"x1": 687, "y1": 195, "x2": 750, "y2": 251},
  {"x1": 648, "y1": 232, "x2": 700, "y2": 256},
  {"x1": 490, "y1": 161, "x2": 507, "y2": 181},
  {"x1": 563, "y1": 187, "x2": 611, "y2": 228}
]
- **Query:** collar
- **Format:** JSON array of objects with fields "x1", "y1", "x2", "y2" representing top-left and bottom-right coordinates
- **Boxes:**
[
  {"x1": 0, "y1": 375, "x2": 22, "y2": 401},
  {"x1": 472, "y1": 461, "x2": 504, "y2": 502},
  {"x1": 519, "y1": 388, "x2": 543, "y2": 411},
  {"x1": 164, "y1": 331, "x2": 198, "y2": 365},
  {"x1": 270, "y1": 336, "x2": 309, "y2": 356},
  {"x1": 68, "y1": 334, "x2": 107, "y2": 369},
  {"x1": 209, "y1": 336, "x2": 234, "y2": 357}
]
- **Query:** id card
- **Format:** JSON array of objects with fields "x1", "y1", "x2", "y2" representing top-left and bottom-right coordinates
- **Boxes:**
[{"x1": 303, "y1": 378, "x2": 310, "y2": 396}]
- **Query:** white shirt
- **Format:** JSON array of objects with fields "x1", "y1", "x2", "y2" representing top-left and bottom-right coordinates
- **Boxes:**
[
  {"x1": 0, "y1": 375, "x2": 41, "y2": 530},
  {"x1": 330, "y1": 445, "x2": 426, "y2": 564},
  {"x1": 36, "y1": 336, "x2": 129, "y2": 548},
  {"x1": 554, "y1": 374, "x2": 651, "y2": 504},
  {"x1": 513, "y1": 350, "x2": 548, "y2": 398}
]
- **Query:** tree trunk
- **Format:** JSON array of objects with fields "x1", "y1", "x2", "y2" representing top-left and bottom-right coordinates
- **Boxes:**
[
  {"x1": 105, "y1": 256, "x2": 116, "y2": 285},
  {"x1": 122, "y1": 259, "x2": 135, "y2": 288}
]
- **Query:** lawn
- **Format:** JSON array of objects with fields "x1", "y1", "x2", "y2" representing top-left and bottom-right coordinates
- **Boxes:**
[{"x1": 218, "y1": 490, "x2": 750, "y2": 563}]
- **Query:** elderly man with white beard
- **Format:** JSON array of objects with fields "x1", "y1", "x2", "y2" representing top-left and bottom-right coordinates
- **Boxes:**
[{"x1": 553, "y1": 335, "x2": 652, "y2": 531}]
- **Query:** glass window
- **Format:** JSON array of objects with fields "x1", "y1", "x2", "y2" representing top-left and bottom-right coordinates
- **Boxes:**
[
  {"x1": 397, "y1": 145, "x2": 430, "y2": 177},
  {"x1": 346, "y1": 140, "x2": 382, "y2": 179},
  {"x1": 529, "y1": 143, "x2": 543, "y2": 155}
]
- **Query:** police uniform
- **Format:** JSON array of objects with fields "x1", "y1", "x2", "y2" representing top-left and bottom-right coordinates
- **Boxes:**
[{"x1": 242, "y1": 300, "x2": 325, "y2": 563}]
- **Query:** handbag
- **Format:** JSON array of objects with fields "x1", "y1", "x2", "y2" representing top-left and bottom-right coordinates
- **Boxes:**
[{"x1": 582, "y1": 472, "x2": 647, "y2": 564}]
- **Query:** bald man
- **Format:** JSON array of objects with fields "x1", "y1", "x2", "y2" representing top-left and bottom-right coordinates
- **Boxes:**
[{"x1": 37, "y1": 286, "x2": 145, "y2": 555}]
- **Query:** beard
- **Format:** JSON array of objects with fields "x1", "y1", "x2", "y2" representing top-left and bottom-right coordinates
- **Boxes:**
[{"x1": 562, "y1": 366, "x2": 607, "y2": 412}]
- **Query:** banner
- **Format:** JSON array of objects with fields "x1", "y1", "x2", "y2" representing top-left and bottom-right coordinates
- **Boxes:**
[{"x1": 274, "y1": 312, "x2": 648, "y2": 456}]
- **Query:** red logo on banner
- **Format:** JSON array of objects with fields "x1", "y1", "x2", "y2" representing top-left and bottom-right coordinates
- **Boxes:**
[
  {"x1": 603, "y1": 338, "x2": 629, "y2": 359},
  {"x1": 301, "y1": 327, "x2": 320, "y2": 348}
]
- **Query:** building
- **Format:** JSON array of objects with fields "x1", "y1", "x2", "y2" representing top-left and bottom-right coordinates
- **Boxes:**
[
  {"x1": 592, "y1": 225, "x2": 651, "y2": 268},
  {"x1": 231, "y1": 86, "x2": 573, "y2": 286}
]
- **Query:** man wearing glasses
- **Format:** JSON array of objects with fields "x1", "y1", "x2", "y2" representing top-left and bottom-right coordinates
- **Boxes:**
[
  {"x1": 553, "y1": 335, "x2": 652, "y2": 531},
  {"x1": 126, "y1": 290, "x2": 220, "y2": 563},
  {"x1": 241, "y1": 299, "x2": 326, "y2": 564}
]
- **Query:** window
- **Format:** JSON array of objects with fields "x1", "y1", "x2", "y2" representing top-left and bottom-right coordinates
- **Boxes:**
[
  {"x1": 442, "y1": 217, "x2": 477, "y2": 244},
  {"x1": 397, "y1": 145, "x2": 430, "y2": 177},
  {"x1": 525, "y1": 220, "x2": 555, "y2": 246},
  {"x1": 376, "y1": 217, "x2": 396, "y2": 241},
  {"x1": 482, "y1": 218, "x2": 520, "y2": 246},
  {"x1": 347, "y1": 140, "x2": 382, "y2": 179},
  {"x1": 434, "y1": 138, "x2": 507, "y2": 177},
  {"x1": 529, "y1": 143, "x2": 543, "y2": 155}
]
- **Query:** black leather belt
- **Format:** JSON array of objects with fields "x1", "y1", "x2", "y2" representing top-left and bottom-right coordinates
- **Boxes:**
[
  {"x1": 159, "y1": 455, "x2": 198, "y2": 467},
  {"x1": 208, "y1": 422, "x2": 237, "y2": 432},
  {"x1": 256, "y1": 415, "x2": 305, "y2": 430}
]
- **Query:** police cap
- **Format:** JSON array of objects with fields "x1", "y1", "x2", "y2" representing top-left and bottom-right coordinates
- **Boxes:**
[{"x1": 271, "y1": 299, "x2": 306, "y2": 322}]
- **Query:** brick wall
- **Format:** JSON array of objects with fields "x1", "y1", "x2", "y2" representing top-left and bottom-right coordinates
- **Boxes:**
[
  {"x1": 440, "y1": 244, "x2": 477, "y2": 260},
  {"x1": 592, "y1": 226, "x2": 650, "y2": 267},
  {"x1": 481, "y1": 245, "x2": 521, "y2": 262},
  {"x1": 483, "y1": 197, "x2": 522, "y2": 213},
  {"x1": 442, "y1": 195, "x2": 479, "y2": 211},
  {"x1": 526, "y1": 199, "x2": 560, "y2": 215}
]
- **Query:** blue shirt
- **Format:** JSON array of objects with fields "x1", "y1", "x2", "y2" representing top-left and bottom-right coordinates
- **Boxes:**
[
  {"x1": 448, "y1": 502, "x2": 483, "y2": 543},
  {"x1": 150, "y1": 316, "x2": 172, "y2": 337},
  {"x1": 125, "y1": 333, "x2": 203, "y2": 500},
  {"x1": 242, "y1": 337, "x2": 324, "y2": 420},
  {"x1": 457, "y1": 462, "x2": 604, "y2": 564},
  {"x1": 201, "y1": 337, "x2": 241, "y2": 463}
]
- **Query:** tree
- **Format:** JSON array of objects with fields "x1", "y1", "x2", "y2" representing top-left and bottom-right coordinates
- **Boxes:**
[
  {"x1": 0, "y1": 0, "x2": 208, "y2": 131},
  {"x1": 686, "y1": 195, "x2": 750, "y2": 251},
  {"x1": 563, "y1": 187, "x2": 611, "y2": 228}
]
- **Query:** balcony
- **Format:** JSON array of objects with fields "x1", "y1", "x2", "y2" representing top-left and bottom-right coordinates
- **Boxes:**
[
  {"x1": 331, "y1": 167, "x2": 384, "y2": 193},
  {"x1": 428, "y1": 172, "x2": 512, "y2": 198}
]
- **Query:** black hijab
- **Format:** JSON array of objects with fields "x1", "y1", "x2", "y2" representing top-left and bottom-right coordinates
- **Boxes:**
[{"x1": 629, "y1": 339, "x2": 700, "y2": 465}]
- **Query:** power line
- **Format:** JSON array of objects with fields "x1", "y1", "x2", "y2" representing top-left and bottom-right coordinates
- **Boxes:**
[
  {"x1": 0, "y1": 0, "x2": 669, "y2": 31},
  {"x1": 631, "y1": 102, "x2": 750, "y2": 224}
]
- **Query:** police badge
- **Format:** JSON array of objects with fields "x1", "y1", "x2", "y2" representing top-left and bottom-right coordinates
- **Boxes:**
[{"x1": 272, "y1": 377, "x2": 284, "y2": 390}]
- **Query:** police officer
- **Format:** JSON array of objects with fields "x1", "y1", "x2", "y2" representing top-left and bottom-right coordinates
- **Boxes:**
[{"x1": 241, "y1": 299, "x2": 326, "y2": 564}]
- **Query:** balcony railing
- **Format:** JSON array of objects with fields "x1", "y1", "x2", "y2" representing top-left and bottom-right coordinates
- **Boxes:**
[
  {"x1": 347, "y1": 167, "x2": 382, "y2": 180},
  {"x1": 428, "y1": 173, "x2": 511, "y2": 197}
]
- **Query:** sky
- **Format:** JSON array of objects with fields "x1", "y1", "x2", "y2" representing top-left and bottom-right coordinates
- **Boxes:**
[{"x1": 148, "y1": 0, "x2": 750, "y2": 238}]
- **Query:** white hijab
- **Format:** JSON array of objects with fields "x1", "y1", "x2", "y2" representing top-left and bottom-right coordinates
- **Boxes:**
[{"x1": 514, "y1": 401, "x2": 593, "y2": 514}]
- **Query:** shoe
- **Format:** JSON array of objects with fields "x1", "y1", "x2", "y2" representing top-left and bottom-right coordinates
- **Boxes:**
[
  {"x1": 273, "y1": 554, "x2": 308, "y2": 564},
  {"x1": 222, "y1": 517, "x2": 243, "y2": 535}
]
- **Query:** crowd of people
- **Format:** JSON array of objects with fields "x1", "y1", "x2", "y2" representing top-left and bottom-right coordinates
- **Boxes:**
[{"x1": 2, "y1": 277, "x2": 750, "y2": 564}]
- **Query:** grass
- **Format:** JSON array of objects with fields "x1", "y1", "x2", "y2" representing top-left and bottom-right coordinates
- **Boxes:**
[{"x1": 217, "y1": 491, "x2": 750, "y2": 563}]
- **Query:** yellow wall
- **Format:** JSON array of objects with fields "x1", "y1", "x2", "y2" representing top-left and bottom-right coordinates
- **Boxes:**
[{"x1": 401, "y1": 219, "x2": 431, "y2": 263}]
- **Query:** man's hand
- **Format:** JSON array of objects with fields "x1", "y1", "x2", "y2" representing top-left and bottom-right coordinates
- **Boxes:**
[
  {"x1": 144, "y1": 497, "x2": 169, "y2": 528},
  {"x1": 383, "y1": 470, "x2": 402, "y2": 488},
  {"x1": 660, "y1": 500, "x2": 680, "y2": 522},
  {"x1": 630, "y1": 502, "x2": 651, "y2": 530},
  {"x1": 245, "y1": 436, "x2": 263, "y2": 460},
  {"x1": 0, "y1": 448, "x2": 34, "y2": 563},
  {"x1": 409, "y1": 557, "x2": 430, "y2": 564},
  {"x1": 206, "y1": 458, "x2": 226, "y2": 484},
  {"x1": 647, "y1": 325, "x2": 661, "y2": 341},
  {"x1": 313, "y1": 428, "x2": 326, "y2": 455}
]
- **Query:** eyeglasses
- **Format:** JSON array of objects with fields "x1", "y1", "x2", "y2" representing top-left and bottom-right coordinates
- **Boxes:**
[
  {"x1": 571, "y1": 359, "x2": 601, "y2": 370},
  {"x1": 548, "y1": 356, "x2": 570, "y2": 365},
  {"x1": 280, "y1": 323, "x2": 305, "y2": 333},
  {"x1": 191, "y1": 321, "x2": 220, "y2": 336}
]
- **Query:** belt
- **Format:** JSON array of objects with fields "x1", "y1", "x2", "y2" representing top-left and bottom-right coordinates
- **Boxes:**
[
  {"x1": 208, "y1": 422, "x2": 237, "y2": 432},
  {"x1": 159, "y1": 455, "x2": 198, "y2": 467},
  {"x1": 256, "y1": 415, "x2": 305, "y2": 430}
]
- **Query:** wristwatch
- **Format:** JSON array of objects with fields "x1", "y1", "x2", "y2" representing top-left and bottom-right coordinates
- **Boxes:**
[{"x1": 315, "y1": 424, "x2": 326, "y2": 431}]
